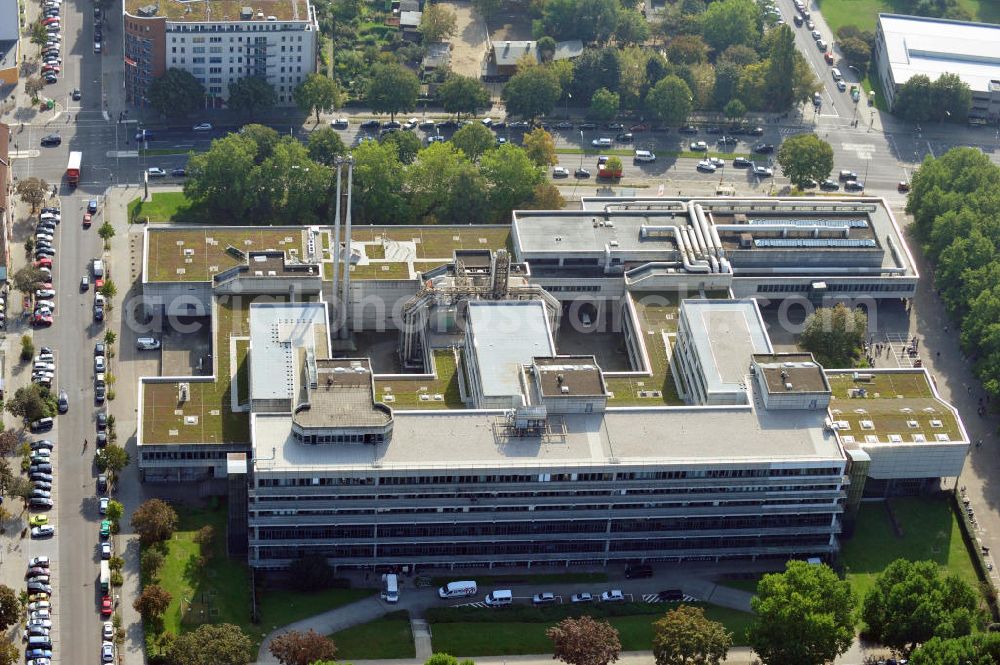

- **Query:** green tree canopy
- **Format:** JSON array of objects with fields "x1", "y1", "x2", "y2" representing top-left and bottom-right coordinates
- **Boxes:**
[
  {"x1": 614, "y1": 10, "x2": 650, "y2": 45},
  {"x1": 862, "y1": 559, "x2": 981, "y2": 655},
  {"x1": 748, "y1": 561, "x2": 856, "y2": 665},
  {"x1": 351, "y1": 140, "x2": 410, "y2": 224},
  {"x1": 380, "y1": 130, "x2": 423, "y2": 165},
  {"x1": 502, "y1": 66, "x2": 562, "y2": 120},
  {"x1": 227, "y1": 76, "x2": 277, "y2": 117},
  {"x1": 776, "y1": 133, "x2": 834, "y2": 188},
  {"x1": 6, "y1": 384, "x2": 54, "y2": 422},
  {"x1": 366, "y1": 63, "x2": 421, "y2": 121},
  {"x1": 239, "y1": 124, "x2": 282, "y2": 163},
  {"x1": 438, "y1": 75, "x2": 491, "y2": 120},
  {"x1": 763, "y1": 24, "x2": 796, "y2": 110},
  {"x1": 168, "y1": 623, "x2": 253, "y2": 665},
  {"x1": 419, "y1": 3, "x2": 458, "y2": 42},
  {"x1": 480, "y1": 144, "x2": 545, "y2": 220},
  {"x1": 148, "y1": 68, "x2": 205, "y2": 118},
  {"x1": 0, "y1": 585, "x2": 19, "y2": 631},
  {"x1": 589, "y1": 87, "x2": 620, "y2": 121},
  {"x1": 293, "y1": 73, "x2": 341, "y2": 123},
  {"x1": 646, "y1": 75, "x2": 693, "y2": 126},
  {"x1": 250, "y1": 137, "x2": 333, "y2": 225},
  {"x1": 894, "y1": 74, "x2": 934, "y2": 123},
  {"x1": 838, "y1": 38, "x2": 871, "y2": 73},
  {"x1": 130, "y1": 498, "x2": 179, "y2": 545},
  {"x1": 450, "y1": 122, "x2": 496, "y2": 161},
  {"x1": 307, "y1": 127, "x2": 347, "y2": 166},
  {"x1": 799, "y1": 303, "x2": 868, "y2": 368},
  {"x1": 667, "y1": 35, "x2": 709, "y2": 65},
  {"x1": 652, "y1": 604, "x2": 733, "y2": 665},
  {"x1": 522, "y1": 128, "x2": 558, "y2": 167},
  {"x1": 724, "y1": 98, "x2": 746, "y2": 120},
  {"x1": 96, "y1": 444, "x2": 130, "y2": 475},
  {"x1": 909, "y1": 633, "x2": 1000, "y2": 665},
  {"x1": 184, "y1": 133, "x2": 259, "y2": 221},
  {"x1": 406, "y1": 142, "x2": 478, "y2": 223},
  {"x1": 930, "y1": 72, "x2": 972, "y2": 122},
  {"x1": 542, "y1": 0, "x2": 620, "y2": 44},
  {"x1": 700, "y1": 0, "x2": 760, "y2": 52}
]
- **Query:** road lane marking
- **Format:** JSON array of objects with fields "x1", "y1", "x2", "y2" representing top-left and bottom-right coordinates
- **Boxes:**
[
  {"x1": 842, "y1": 142, "x2": 876, "y2": 159},
  {"x1": 926, "y1": 140, "x2": 936, "y2": 157}
]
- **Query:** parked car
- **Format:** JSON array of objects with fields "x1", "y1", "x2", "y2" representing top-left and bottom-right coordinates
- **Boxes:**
[
  {"x1": 147, "y1": 167, "x2": 167, "y2": 177},
  {"x1": 753, "y1": 165, "x2": 774, "y2": 177},
  {"x1": 697, "y1": 160, "x2": 717, "y2": 173},
  {"x1": 40, "y1": 134, "x2": 61, "y2": 147},
  {"x1": 532, "y1": 592, "x2": 556, "y2": 604},
  {"x1": 600, "y1": 590, "x2": 625, "y2": 602},
  {"x1": 571, "y1": 592, "x2": 593, "y2": 602},
  {"x1": 689, "y1": 141, "x2": 708, "y2": 151},
  {"x1": 30, "y1": 526, "x2": 54, "y2": 539},
  {"x1": 171, "y1": 168, "x2": 187, "y2": 177},
  {"x1": 192, "y1": 123, "x2": 213, "y2": 131},
  {"x1": 574, "y1": 168, "x2": 591, "y2": 178},
  {"x1": 820, "y1": 179, "x2": 840, "y2": 191},
  {"x1": 753, "y1": 143, "x2": 775, "y2": 154},
  {"x1": 844, "y1": 180, "x2": 865, "y2": 191},
  {"x1": 591, "y1": 137, "x2": 613, "y2": 147},
  {"x1": 552, "y1": 166, "x2": 570, "y2": 178}
]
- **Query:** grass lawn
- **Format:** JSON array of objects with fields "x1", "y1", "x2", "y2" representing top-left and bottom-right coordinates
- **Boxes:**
[
  {"x1": 816, "y1": 0, "x2": 1000, "y2": 34},
  {"x1": 127, "y1": 192, "x2": 194, "y2": 224},
  {"x1": 716, "y1": 577, "x2": 762, "y2": 594},
  {"x1": 841, "y1": 497, "x2": 980, "y2": 600},
  {"x1": 429, "y1": 603, "x2": 752, "y2": 656},
  {"x1": 148, "y1": 500, "x2": 375, "y2": 650},
  {"x1": 330, "y1": 610, "x2": 415, "y2": 659}
]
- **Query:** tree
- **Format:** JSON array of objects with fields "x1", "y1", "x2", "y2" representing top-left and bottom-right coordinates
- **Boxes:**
[
  {"x1": 148, "y1": 68, "x2": 205, "y2": 118},
  {"x1": 240, "y1": 124, "x2": 282, "y2": 163},
  {"x1": 502, "y1": 66, "x2": 562, "y2": 120},
  {"x1": 99, "y1": 279, "x2": 117, "y2": 300},
  {"x1": 287, "y1": 555, "x2": 336, "y2": 591},
  {"x1": 909, "y1": 633, "x2": 1000, "y2": 665},
  {"x1": 141, "y1": 548, "x2": 166, "y2": 580},
  {"x1": 438, "y1": 75, "x2": 491, "y2": 120},
  {"x1": 537, "y1": 36, "x2": 558, "y2": 62},
  {"x1": 447, "y1": 123, "x2": 494, "y2": 162},
  {"x1": 894, "y1": 74, "x2": 934, "y2": 123},
  {"x1": 930, "y1": 73, "x2": 971, "y2": 122},
  {"x1": 419, "y1": 3, "x2": 457, "y2": 43},
  {"x1": 589, "y1": 88, "x2": 620, "y2": 122},
  {"x1": 24, "y1": 76, "x2": 45, "y2": 102},
  {"x1": 131, "y1": 498, "x2": 179, "y2": 545},
  {"x1": 6, "y1": 384, "x2": 53, "y2": 422},
  {"x1": 106, "y1": 499, "x2": 124, "y2": 525},
  {"x1": 614, "y1": 10, "x2": 650, "y2": 46},
  {"x1": 6, "y1": 477, "x2": 34, "y2": 508},
  {"x1": 250, "y1": 138, "x2": 332, "y2": 225},
  {"x1": 547, "y1": 616, "x2": 622, "y2": 665},
  {"x1": 799, "y1": 303, "x2": 868, "y2": 367},
  {"x1": 12, "y1": 266, "x2": 45, "y2": 294},
  {"x1": 268, "y1": 629, "x2": 338, "y2": 665},
  {"x1": 381, "y1": 130, "x2": 423, "y2": 165},
  {"x1": 227, "y1": 76, "x2": 277, "y2": 118},
  {"x1": 480, "y1": 144, "x2": 545, "y2": 219},
  {"x1": 306, "y1": 127, "x2": 347, "y2": 166},
  {"x1": 16, "y1": 177, "x2": 49, "y2": 213},
  {"x1": 105, "y1": 330, "x2": 118, "y2": 347},
  {"x1": 526, "y1": 182, "x2": 565, "y2": 209},
  {"x1": 763, "y1": 24, "x2": 797, "y2": 111},
  {"x1": 724, "y1": 99, "x2": 746, "y2": 120},
  {"x1": 777, "y1": 133, "x2": 834, "y2": 188},
  {"x1": 351, "y1": 140, "x2": 409, "y2": 224},
  {"x1": 701, "y1": 0, "x2": 760, "y2": 52},
  {"x1": 862, "y1": 559, "x2": 980, "y2": 655},
  {"x1": 98, "y1": 221, "x2": 116, "y2": 248},
  {"x1": 646, "y1": 75, "x2": 693, "y2": 126},
  {"x1": 522, "y1": 128, "x2": 558, "y2": 166},
  {"x1": 96, "y1": 444, "x2": 130, "y2": 475},
  {"x1": 542, "y1": 0, "x2": 620, "y2": 44},
  {"x1": 134, "y1": 584, "x2": 172, "y2": 621},
  {"x1": 293, "y1": 73, "x2": 341, "y2": 123},
  {"x1": 839, "y1": 37, "x2": 871, "y2": 73},
  {"x1": 652, "y1": 605, "x2": 733, "y2": 665},
  {"x1": 0, "y1": 585, "x2": 19, "y2": 631},
  {"x1": 667, "y1": 35, "x2": 709, "y2": 65},
  {"x1": 747, "y1": 561, "x2": 857, "y2": 665},
  {"x1": 168, "y1": 623, "x2": 253, "y2": 665},
  {"x1": 30, "y1": 21, "x2": 48, "y2": 50},
  {"x1": 0, "y1": 430, "x2": 18, "y2": 457},
  {"x1": 185, "y1": 134, "x2": 259, "y2": 221},
  {"x1": 366, "y1": 62, "x2": 420, "y2": 122},
  {"x1": 0, "y1": 638, "x2": 17, "y2": 665},
  {"x1": 406, "y1": 142, "x2": 476, "y2": 222}
]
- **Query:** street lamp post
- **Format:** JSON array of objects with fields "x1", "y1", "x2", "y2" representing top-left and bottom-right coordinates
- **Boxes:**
[{"x1": 579, "y1": 130, "x2": 584, "y2": 169}]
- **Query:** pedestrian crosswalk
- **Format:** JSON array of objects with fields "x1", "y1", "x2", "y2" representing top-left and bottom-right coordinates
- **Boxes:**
[{"x1": 642, "y1": 594, "x2": 699, "y2": 603}]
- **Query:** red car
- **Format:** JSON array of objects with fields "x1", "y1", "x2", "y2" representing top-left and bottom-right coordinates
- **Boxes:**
[
  {"x1": 34, "y1": 258, "x2": 52, "y2": 268},
  {"x1": 95, "y1": 277, "x2": 104, "y2": 289},
  {"x1": 629, "y1": 123, "x2": 649, "y2": 132},
  {"x1": 83, "y1": 212, "x2": 92, "y2": 228},
  {"x1": 32, "y1": 313, "x2": 53, "y2": 327},
  {"x1": 824, "y1": 52, "x2": 834, "y2": 65},
  {"x1": 100, "y1": 596, "x2": 113, "y2": 617},
  {"x1": 42, "y1": 16, "x2": 59, "y2": 24},
  {"x1": 42, "y1": 65, "x2": 60, "y2": 74}
]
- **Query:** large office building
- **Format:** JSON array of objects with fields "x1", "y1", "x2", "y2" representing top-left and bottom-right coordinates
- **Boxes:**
[
  {"x1": 123, "y1": 0, "x2": 319, "y2": 108},
  {"x1": 134, "y1": 190, "x2": 966, "y2": 572},
  {"x1": 874, "y1": 13, "x2": 1000, "y2": 120}
]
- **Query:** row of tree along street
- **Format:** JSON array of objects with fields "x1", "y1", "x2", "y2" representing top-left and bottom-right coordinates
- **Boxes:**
[{"x1": 174, "y1": 124, "x2": 562, "y2": 226}]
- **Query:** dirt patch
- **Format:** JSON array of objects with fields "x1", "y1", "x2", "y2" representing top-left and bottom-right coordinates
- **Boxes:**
[
  {"x1": 441, "y1": 1, "x2": 489, "y2": 79},
  {"x1": 487, "y1": 11, "x2": 533, "y2": 42}
]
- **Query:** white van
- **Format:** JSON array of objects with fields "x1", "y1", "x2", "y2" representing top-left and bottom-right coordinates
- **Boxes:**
[
  {"x1": 831, "y1": 68, "x2": 842, "y2": 81},
  {"x1": 484, "y1": 589, "x2": 513, "y2": 606},
  {"x1": 381, "y1": 573, "x2": 399, "y2": 603},
  {"x1": 634, "y1": 150, "x2": 656, "y2": 163},
  {"x1": 438, "y1": 580, "x2": 477, "y2": 598},
  {"x1": 136, "y1": 337, "x2": 161, "y2": 350}
]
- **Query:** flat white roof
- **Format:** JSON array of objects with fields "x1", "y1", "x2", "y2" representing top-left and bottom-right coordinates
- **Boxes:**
[
  {"x1": 467, "y1": 301, "x2": 555, "y2": 401},
  {"x1": 681, "y1": 300, "x2": 772, "y2": 396},
  {"x1": 252, "y1": 392, "x2": 843, "y2": 472},
  {"x1": 248, "y1": 302, "x2": 328, "y2": 402},
  {"x1": 878, "y1": 13, "x2": 1000, "y2": 94}
]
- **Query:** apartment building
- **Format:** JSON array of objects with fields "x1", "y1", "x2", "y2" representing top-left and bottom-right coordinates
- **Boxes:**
[{"x1": 123, "y1": 0, "x2": 318, "y2": 108}]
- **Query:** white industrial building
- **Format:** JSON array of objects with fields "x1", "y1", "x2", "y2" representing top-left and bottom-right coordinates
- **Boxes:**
[{"x1": 874, "y1": 13, "x2": 1000, "y2": 120}]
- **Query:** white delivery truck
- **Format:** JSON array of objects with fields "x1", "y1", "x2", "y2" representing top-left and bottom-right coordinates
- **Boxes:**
[{"x1": 438, "y1": 580, "x2": 477, "y2": 598}]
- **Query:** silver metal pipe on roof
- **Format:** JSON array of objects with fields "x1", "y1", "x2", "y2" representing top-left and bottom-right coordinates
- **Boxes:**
[
  {"x1": 330, "y1": 159, "x2": 343, "y2": 330},
  {"x1": 340, "y1": 157, "x2": 354, "y2": 339},
  {"x1": 688, "y1": 204, "x2": 708, "y2": 259}
]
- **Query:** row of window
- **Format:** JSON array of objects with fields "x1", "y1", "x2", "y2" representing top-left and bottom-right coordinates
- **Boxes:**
[
  {"x1": 756, "y1": 282, "x2": 916, "y2": 293},
  {"x1": 173, "y1": 34, "x2": 306, "y2": 43},
  {"x1": 542, "y1": 284, "x2": 603, "y2": 292},
  {"x1": 253, "y1": 534, "x2": 832, "y2": 557},
  {"x1": 168, "y1": 23, "x2": 310, "y2": 33},
  {"x1": 255, "y1": 467, "x2": 842, "y2": 487}
]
